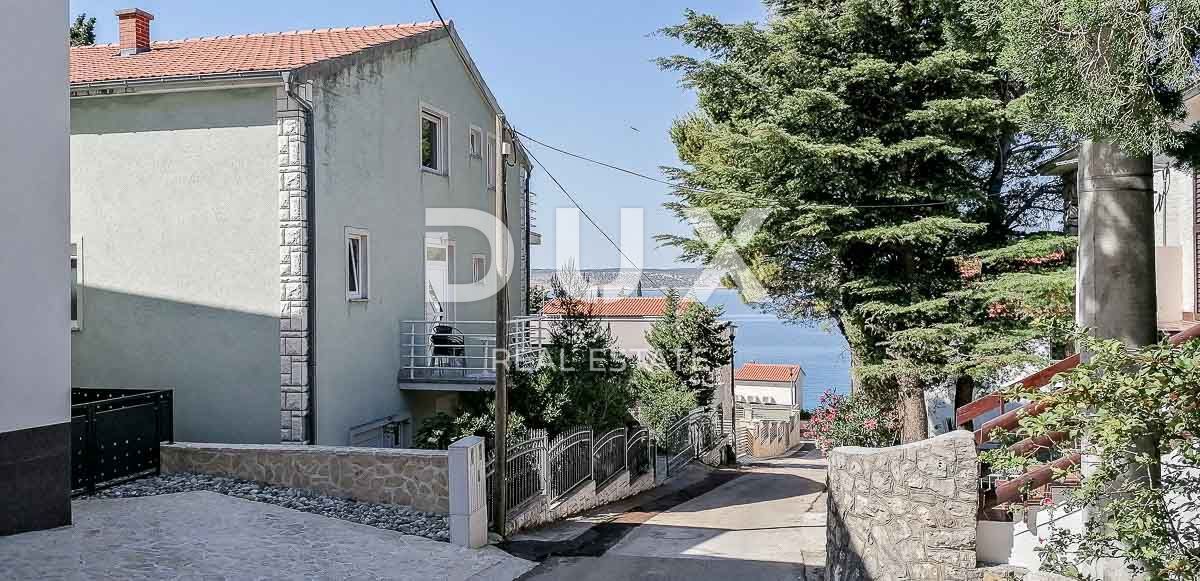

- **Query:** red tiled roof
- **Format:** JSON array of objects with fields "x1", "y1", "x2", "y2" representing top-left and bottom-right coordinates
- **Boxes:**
[
  {"x1": 542, "y1": 297, "x2": 692, "y2": 318},
  {"x1": 735, "y1": 363, "x2": 802, "y2": 383},
  {"x1": 70, "y1": 21, "x2": 445, "y2": 84}
]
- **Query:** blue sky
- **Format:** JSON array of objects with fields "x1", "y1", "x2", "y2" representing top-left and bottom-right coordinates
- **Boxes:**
[{"x1": 69, "y1": 0, "x2": 765, "y2": 268}]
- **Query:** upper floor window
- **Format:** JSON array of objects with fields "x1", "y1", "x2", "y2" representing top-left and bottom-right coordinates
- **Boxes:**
[
  {"x1": 421, "y1": 105, "x2": 449, "y2": 174},
  {"x1": 346, "y1": 228, "x2": 369, "y2": 301},
  {"x1": 469, "y1": 125, "x2": 483, "y2": 158}
]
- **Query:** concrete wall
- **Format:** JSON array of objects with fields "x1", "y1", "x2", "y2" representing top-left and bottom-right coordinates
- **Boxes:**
[
  {"x1": 977, "y1": 504, "x2": 1085, "y2": 571},
  {"x1": 161, "y1": 442, "x2": 449, "y2": 513},
  {"x1": 0, "y1": 0, "x2": 72, "y2": 536},
  {"x1": 307, "y1": 36, "x2": 529, "y2": 445},
  {"x1": 735, "y1": 379, "x2": 799, "y2": 406},
  {"x1": 826, "y1": 431, "x2": 978, "y2": 580},
  {"x1": 70, "y1": 88, "x2": 280, "y2": 444}
]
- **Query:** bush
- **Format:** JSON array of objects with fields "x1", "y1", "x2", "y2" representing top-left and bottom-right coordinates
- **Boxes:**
[
  {"x1": 806, "y1": 390, "x2": 898, "y2": 453},
  {"x1": 632, "y1": 367, "x2": 697, "y2": 438}
]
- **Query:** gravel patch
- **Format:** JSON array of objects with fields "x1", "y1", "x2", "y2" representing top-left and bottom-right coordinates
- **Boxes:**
[{"x1": 89, "y1": 473, "x2": 449, "y2": 542}]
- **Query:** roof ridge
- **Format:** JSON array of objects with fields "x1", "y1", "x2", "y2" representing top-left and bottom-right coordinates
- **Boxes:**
[{"x1": 76, "y1": 20, "x2": 443, "y2": 49}]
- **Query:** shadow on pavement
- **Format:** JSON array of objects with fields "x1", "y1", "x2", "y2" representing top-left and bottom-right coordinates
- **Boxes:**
[{"x1": 524, "y1": 554, "x2": 825, "y2": 581}]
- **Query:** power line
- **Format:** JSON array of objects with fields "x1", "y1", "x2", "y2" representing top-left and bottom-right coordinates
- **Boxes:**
[
  {"x1": 513, "y1": 128, "x2": 955, "y2": 210},
  {"x1": 524, "y1": 146, "x2": 672, "y2": 293},
  {"x1": 429, "y1": 0, "x2": 661, "y2": 295}
]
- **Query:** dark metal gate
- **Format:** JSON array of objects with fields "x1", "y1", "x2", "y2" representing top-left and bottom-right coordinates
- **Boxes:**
[{"x1": 71, "y1": 388, "x2": 173, "y2": 494}]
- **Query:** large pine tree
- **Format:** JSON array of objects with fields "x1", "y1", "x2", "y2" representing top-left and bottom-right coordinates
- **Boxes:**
[{"x1": 659, "y1": 0, "x2": 1073, "y2": 440}]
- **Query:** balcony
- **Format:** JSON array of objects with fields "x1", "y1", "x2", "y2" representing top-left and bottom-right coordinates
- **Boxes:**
[{"x1": 398, "y1": 317, "x2": 547, "y2": 390}]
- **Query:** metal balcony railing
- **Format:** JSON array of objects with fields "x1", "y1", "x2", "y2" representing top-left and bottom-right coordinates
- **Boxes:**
[{"x1": 399, "y1": 316, "x2": 548, "y2": 383}]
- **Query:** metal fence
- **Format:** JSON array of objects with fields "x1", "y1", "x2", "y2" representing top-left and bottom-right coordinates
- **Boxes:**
[
  {"x1": 484, "y1": 412, "x2": 721, "y2": 531},
  {"x1": 486, "y1": 429, "x2": 547, "y2": 525},
  {"x1": 592, "y1": 428, "x2": 627, "y2": 489},
  {"x1": 71, "y1": 387, "x2": 173, "y2": 494},
  {"x1": 662, "y1": 408, "x2": 721, "y2": 477},
  {"x1": 547, "y1": 427, "x2": 593, "y2": 502},
  {"x1": 399, "y1": 317, "x2": 548, "y2": 383},
  {"x1": 626, "y1": 427, "x2": 651, "y2": 478}
]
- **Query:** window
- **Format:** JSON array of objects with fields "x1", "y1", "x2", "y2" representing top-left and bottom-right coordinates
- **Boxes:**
[
  {"x1": 486, "y1": 133, "x2": 496, "y2": 188},
  {"x1": 472, "y1": 253, "x2": 487, "y2": 285},
  {"x1": 346, "y1": 228, "x2": 369, "y2": 301},
  {"x1": 468, "y1": 125, "x2": 483, "y2": 158},
  {"x1": 420, "y1": 106, "x2": 448, "y2": 174},
  {"x1": 70, "y1": 242, "x2": 81, "y2": 331}
]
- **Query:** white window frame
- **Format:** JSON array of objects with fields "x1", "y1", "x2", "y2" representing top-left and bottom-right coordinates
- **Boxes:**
[
  {"x1": 70, "y1": 240, "x2": 82, "y2": 331},
  {"x1": 472, "y1": 253, "x2": 487, "y2": 285},
  {"x1": 485, "y1": 132, "x2": 496, "y2": 189},
  {"x1": 468, "y1": 125, "x2": 483, "y2": 158},
  {"x1": 346, "y1": 227, "x2": 369, "y2": 301},
  {"x1": 419, "y1": 103, "x2": 450, "y2": 175}
]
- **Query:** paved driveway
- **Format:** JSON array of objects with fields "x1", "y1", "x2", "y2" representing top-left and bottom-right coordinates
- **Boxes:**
[
  {"x1": 0, "y1": 491, "x2": 533, "y2": 580},
  {"x1": 521, "y1": 448, "x2": 828, "y2": 581}
]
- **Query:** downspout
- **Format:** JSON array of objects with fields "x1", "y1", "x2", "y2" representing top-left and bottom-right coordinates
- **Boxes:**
[
  {"x1": 283, "y1": 71, "x2": 318, "y2": 444},
  {"x1": 524, "y1": 164, "x2": 532, "y2": 314}
]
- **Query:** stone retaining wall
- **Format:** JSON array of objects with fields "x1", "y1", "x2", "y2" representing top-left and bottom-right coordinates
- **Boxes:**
[
  {"x1": 502, "y1": 469, "x2": 658, "y2": 536},
  {"x1": 161, "y1": 443, "x2": 449, "y2": 513},
  {"x1": 826, "y1": 431, "x2": 978, "y2": 580}
]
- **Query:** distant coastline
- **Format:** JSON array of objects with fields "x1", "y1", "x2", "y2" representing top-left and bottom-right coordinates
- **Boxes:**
[{"x1": 530, "y1": 267, "x2": 708, "y2": 291}]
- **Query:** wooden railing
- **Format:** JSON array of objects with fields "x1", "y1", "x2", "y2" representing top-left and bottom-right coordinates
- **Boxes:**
[{"x1": 959, "y1": 323, "x2": 1200, "y2": 508}]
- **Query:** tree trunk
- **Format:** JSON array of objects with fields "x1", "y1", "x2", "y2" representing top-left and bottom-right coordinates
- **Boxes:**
[
  {"x1": 897, "y1": 375, "x2": 928, "y2": 443},
  {"x1": 953, "y1": 375, "x2": 975, "y2": 431}
]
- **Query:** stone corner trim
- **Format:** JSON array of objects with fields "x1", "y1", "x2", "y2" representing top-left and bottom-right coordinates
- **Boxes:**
[
  {"x1": 277, "y1": 85, "x2": 311, "y2": 444},
  {"x1": 161, "y1": 443, "x2": 449, "y2": 514},
  {"x1": 826, "y1": 430, "x2": 979, "y2": 581}
]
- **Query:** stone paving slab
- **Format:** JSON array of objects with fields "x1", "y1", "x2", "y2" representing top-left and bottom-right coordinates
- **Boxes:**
[{"x1": 0, "y1": 491, "x2": 534, "y2": 580}]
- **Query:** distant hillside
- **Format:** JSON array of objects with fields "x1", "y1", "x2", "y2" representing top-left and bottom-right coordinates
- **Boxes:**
[{"x1": 530, "y1": 267, "x2": 705, "y2": 290}]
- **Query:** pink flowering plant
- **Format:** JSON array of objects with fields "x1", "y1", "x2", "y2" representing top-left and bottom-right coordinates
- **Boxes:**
[{"x1": 806, "y1": 390, "x2": 898, "y2": 452}]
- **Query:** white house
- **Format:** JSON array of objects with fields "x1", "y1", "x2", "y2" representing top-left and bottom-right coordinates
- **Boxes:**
[
  {"x1": 69, "y1": 9, "x2": 537, "y2": 446},
  {"x1": 0, "y1": 0, "x2": 71, "y2": 535},
  {"x1": 734, "y1": 363, "x2": 804, "y2": 408}
]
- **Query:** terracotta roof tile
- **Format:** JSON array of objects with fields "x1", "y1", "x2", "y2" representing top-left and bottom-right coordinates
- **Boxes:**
[
  {"x1": 70, "y1": 21, "x2": 444, "y2": 84},
  {"x1": 542, "y1": 297, "x2": 692, "y2": 318},
  {"x1": 735, "y1": 363, "x2": 802, "y2": 383}
]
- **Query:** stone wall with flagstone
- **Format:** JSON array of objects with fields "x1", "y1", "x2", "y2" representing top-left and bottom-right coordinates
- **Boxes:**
[
  {"x1": 161, "y1": 443, "x2": 448, "y2": 513},
  {"x1": 826, "y1": 430, "x2": 978, "y2": 580}
]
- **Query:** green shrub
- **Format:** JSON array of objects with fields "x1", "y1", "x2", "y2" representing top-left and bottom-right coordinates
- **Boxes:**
[
  {"x1": 632, "y1": 368, "x2": 697, "y2": 438},
  {"x1": 806, "y1": 390, "x2": 898, "y2": 452}
]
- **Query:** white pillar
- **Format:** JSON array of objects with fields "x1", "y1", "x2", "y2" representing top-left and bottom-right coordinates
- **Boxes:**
[{"x1": 448, "y1": 436, "x2": 488, "y2": 548}]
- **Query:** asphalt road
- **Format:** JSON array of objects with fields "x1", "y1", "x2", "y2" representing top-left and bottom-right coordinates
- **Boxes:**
[{"x1": 519, "y1": 449, "x2": 828, "y2": 581}]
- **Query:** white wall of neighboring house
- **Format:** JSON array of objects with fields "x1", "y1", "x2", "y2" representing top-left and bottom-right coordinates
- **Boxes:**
[
  {"x1": 735, "y1": 379, "x2": 800, "y2": 407},
  {"x1": 70, "y1": 88, "x2": 282, "y2": 444},
  {"x1": 0, "y1": 0, "x2": 70, "y2": 435},
  {"x1": 0, "y1": 0, "x2": 72, "y2": 535},
  {"x1": 1154, "y1": 92, "x2": 1199, "y2": 323},
  {"x1": 310, "y1": 35, "x2": 530, "y2": 445}
]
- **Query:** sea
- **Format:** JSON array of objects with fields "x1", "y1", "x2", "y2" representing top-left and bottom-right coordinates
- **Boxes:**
[
  {"x1": 704, "y1": 289, "x2": 852, "y2": 409},
  {"x1": 596, "y1": 286, "x2": 854, "y2": 409}
]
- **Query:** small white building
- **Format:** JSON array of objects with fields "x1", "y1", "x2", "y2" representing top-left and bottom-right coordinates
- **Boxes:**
[{"x1": 734, "y1": 363, "x2": 804, "y2": 408}]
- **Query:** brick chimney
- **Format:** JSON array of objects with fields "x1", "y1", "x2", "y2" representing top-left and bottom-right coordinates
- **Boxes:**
[{"x1": 115, "y1": 8, "x2": 153, "y2": 56}]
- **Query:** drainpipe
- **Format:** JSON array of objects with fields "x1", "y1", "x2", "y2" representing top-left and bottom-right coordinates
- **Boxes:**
[{"x1": 283, "y1": 71, "x2": 318, "y2": 444}]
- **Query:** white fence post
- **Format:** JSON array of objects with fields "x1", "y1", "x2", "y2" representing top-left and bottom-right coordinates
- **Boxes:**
[{"x1": 448, "y1": 435, "x2": 487, "y2": 548}]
